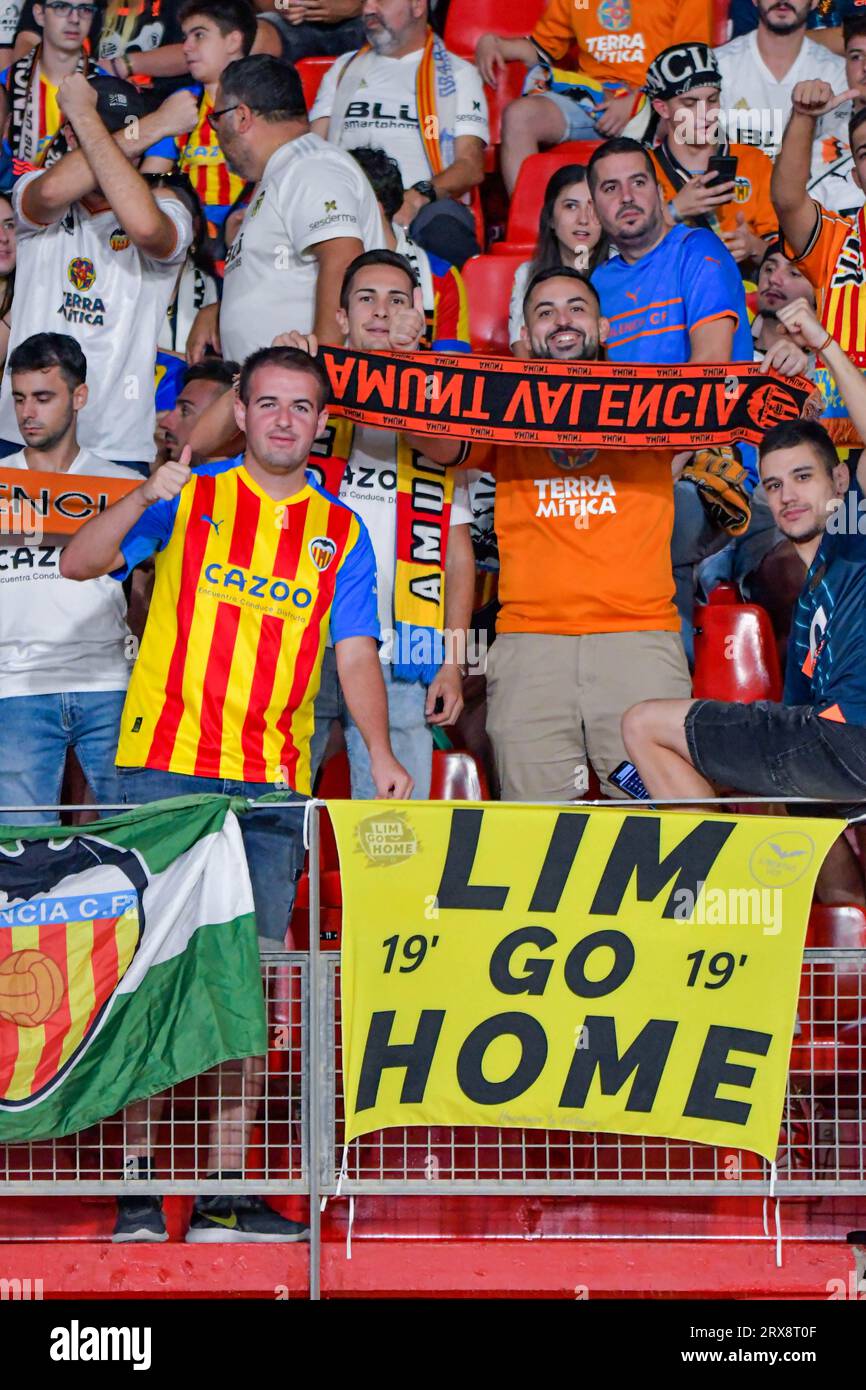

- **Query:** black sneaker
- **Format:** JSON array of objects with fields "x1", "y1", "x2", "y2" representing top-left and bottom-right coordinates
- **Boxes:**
[
  {"x1": 185, "y1": 1195, "x2": 310, "y2": 1243},
  {"x1": 112, "y1": 1195, "x2": 168, "y2": 1243}
]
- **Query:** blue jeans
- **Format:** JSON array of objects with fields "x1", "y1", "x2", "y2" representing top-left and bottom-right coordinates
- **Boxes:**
[
  {"x1": 310, "y1": 647, "x2": 433, "y2": 798},
  {"x1": 0, "y1": 690, "x2": 127, "y2": 825},
  {"x1": 118, "y1": 767, "x2": 307, "y2": 942}
]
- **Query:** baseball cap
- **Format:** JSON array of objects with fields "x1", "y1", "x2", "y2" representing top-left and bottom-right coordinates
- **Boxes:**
[
  {"x1": 643, "y1": 43, "x2": 721, "y2": 101},
  {"x1": 88, "y1": 76, "x2": 148, "y2": 132}
]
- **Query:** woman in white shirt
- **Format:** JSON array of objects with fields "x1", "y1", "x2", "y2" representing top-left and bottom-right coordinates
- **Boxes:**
[{"x1": 509, "y1": 165, "x2": 608, "y2": 358}]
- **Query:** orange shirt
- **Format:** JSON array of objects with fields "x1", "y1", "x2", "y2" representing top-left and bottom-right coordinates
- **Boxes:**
[
  {"x1": 651, "y1": 143, "x2": 778, "y2": 239},
  {"x1": 531, "y1": 0, "x2": 712, "y2": 88},
  {"x1": 467, "y1": 443, "x2": 678, "y2": 635},
  {"x1": 783, "y1": 204, "x2": 866, "y2": 364}
]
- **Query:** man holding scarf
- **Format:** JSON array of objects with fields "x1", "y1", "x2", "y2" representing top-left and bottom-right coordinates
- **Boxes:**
[
  {"x1": 310, "y1": 0, "x2": 487, "y2": 266},
  {"x1": 0, "y1": 0, "x2": 100, "y2": 179},
  {"x1": 282, "y1": 248, "x2": 475, "y2": 799}
]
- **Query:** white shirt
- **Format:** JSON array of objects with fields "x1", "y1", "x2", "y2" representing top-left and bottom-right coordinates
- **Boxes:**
[
  {"x1": 509, "y1": 261, "x2": 532, "y2": 350},
  {"x1": 219, "y1": 132, "x2": 384, "y2": 363},
  {"x1": 713, "y1": 30, "x2": 847, "y2": 158},
  {"x1": 334, "y1": 426, "x2": 472, "y2": 659},
  {"x1": 0, "y1": 449, "x2": 138, "y2": 697},
  {"x1": 310, "y1": 47, "x2": 489, "y2": 190},
  {"x1": 0, "y1": 178, "x2": 192, "y2": 463},
  {"x1": 807, "y1": 97, "x2": 861, "y2": 216}
]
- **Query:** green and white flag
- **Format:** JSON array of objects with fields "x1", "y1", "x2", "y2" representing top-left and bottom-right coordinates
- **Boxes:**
[{"x1": 0, "y1": 796, "x2": 267, "y2": 1143}]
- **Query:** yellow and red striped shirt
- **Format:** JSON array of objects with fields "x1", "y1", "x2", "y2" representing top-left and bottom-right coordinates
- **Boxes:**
[
  {"x1": 178, "y1": 93, "x2": 245, "y2": 215},
  {"x1": 114, "y1": 459, "x2": 379, "y2": 792}
]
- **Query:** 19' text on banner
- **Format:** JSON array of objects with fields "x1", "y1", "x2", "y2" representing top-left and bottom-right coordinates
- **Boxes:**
[{"x1": 329, "y1": 805, "x2": 842, "y2": 1161}]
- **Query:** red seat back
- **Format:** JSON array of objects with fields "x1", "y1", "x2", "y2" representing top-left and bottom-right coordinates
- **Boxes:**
[
  {"x1": 443, "y1": 0, "x2": 547, "y2": 59},
  {"x1": 502, "y1": 142, "x2": 601, "y2": 248},
  {"x1": 461, "y1": 252, "x2": 525, "y2": 354},
  {"x1": 692, "y1": 602, "x2": 783, "y2": 702},
  {"x1": 706, "y1": 582, "x2": 741, "y2": 606},
  {"x1": 430, "y1": 748, "x2": 490, "y2": 800},
  {"x1": 296, "y1": 55, "x2": 335, "y2": 111}
]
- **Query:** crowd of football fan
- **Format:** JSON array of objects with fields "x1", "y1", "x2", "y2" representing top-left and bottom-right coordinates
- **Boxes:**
[{"x1": 3, "y1": 0, "x2": 866, "y2": 1240}]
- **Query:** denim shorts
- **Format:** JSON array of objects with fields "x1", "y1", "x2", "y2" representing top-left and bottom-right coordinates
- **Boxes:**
[
  {"x1": 685, "y1": 700, "x2": 866, "y2": 812},
  {"x1": 534, "y1": 90, "x2": 602, "y2": 143}
]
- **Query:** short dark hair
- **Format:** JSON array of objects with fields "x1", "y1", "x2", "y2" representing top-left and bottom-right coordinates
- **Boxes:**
[
  {"x1": 339, "y1": 249, "x2": 418, "y2": 311},
  {"x1": 759, "y1": 419, "x2": 839, "y2": 478},
  {"x1": 9, "y1": 333, "x2": 86, "y2": 390},
  {"x1": 587, "y1": 137, "x2": 657, "y2": 193},
  {"x1": 348, "y1": 146, "x2": 404, "y2": 220},
  {"x1": 522, "y1": 265, "x2": 600, "y2": 320},
  {"x1": 238, "y1": 346, "x2": 328, "y2": 409},
  {"x1": 178, "y1": 0, "x2": 257, "y2": 53},
  {"x1": 219, "y1": 55, "x2": 306, "y2": 122},
  {"x1": 182, "y1": 358, "x2": 240, "y2": 392},
  {"x1": 843, "y1": 14, "x2": 866, "y2": 48},
  {"x1": 849, "y1": 103, "x2": 866, "y2": 152}
]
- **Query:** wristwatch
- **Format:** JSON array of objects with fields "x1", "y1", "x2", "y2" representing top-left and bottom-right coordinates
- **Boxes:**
[{"x1": 412, "y1": 180, "x2": 437, "y2": 203}]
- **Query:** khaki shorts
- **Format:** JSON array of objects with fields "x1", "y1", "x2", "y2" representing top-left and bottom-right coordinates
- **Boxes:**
[{"x1": 486, "y1": 630, "x2": 691, "y2": 801}]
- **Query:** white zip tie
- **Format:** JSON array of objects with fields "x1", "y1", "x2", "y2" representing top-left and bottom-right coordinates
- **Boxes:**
[
  {"x1": 346, "y1": 1195, "x2": 355, "y2": 1261},
  {"x1": 302, "y1": 798, "x2": 316, "y2": 852},
  {"x1": 335, "y1": 1142, "x2": 349, "y2": 1198}
]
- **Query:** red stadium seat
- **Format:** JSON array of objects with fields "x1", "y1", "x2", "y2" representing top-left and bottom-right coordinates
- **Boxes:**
[
  {"x1": 430, "y1": 748, "x2": 490, "y2": 800},
  {"x1": 462, "y1": 252, "x2": 525, "y2": 353},
  {"x1": 495, "y1": 142, "x2": 602, "y2": 252},
  {"x1": 805, "y1": 904, "x2": 866, "y2": 1026},
  {"x1": 706, "y1": 582, "x2": 741, "y2": 605},
  {"x1": 481, "y1": 62, "x2": 526, "y2": 171},
  {"x1": 713, "y1": 0, "x2": 732, "y2": 46},
  {"x1": 692, "y1": 601, "x2": 783, "y2": 702},
  {"x1": 443, "y1": 0, "x2": 547, "y2": 59},
  {"x1": 296, "y1": 55, "x2": 335, "y2": 111}
]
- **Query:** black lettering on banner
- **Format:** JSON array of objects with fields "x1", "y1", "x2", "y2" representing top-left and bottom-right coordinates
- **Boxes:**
[
  {"x1": 527, "y1": 812, "x2": 590, "y2": 912},
  {"x1": 563, "y1": 929, "x2": 635, "y2": 997},
  {"x1": 436, "y1": 809, "x2": 509, "y2": 910},
  {"x1": 456, "y1": 1012, "x2": 547, "y2": 1103},
  {"x1": 589, "y1": 817, "x2": 736, "y2": 918},
  {"x1": 682, "y1": 1025, "x2": 772, "y2": 1126},
  {"x1": 489, "y1": 926, "x2": 556, "y2": 995},
  {"x1": 355, "y1": 1009, "x2": 445, "y2": 1111},
  {"x1": 559, "y1": 1016, "x2": 678, "y2": 1112}
]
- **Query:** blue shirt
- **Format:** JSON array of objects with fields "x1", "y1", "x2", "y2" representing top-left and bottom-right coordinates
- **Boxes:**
[
  {"x1": 592, "y1": 224, "x2": 754, "y2": 366},
  {"x1": 784, "y1": 482, "x2": 866, "y2": 725}
]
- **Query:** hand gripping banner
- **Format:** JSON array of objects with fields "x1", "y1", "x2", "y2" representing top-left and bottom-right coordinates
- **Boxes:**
[
  {"x1": 329, "y1": 803, "x2": 842, "y2": 1161},
  {"x1": 318, "y1": 347, "x2": 817, "y2": 449}
]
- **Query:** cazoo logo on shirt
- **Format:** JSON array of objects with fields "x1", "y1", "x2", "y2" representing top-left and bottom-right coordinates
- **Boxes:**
[{"x1": 534, "y1": 474, "x2": 617, "y2": 519}]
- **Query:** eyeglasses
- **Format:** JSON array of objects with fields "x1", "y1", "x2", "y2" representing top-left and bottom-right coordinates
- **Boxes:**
[
  {"x1": 210, "y1": 104, "x2": 239, "y2": 124},
  {"x1": 43, "y1": 2, "x2": 100, "y2": 16}
]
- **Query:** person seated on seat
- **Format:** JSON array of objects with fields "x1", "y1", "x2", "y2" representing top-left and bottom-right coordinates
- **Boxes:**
[
  {"x1": 644, "y1": 41, "x2": 777, "y2": 273},
  {"x1": 476, "y1": 0, "x2": 712, "y2": 194},
  {"x1": 508, "y1": 162, "x2": 608, "y2": 357},
  {"x1": 622, "y1": 296, "x2": 866, "y2": 822},
  {"x1": 309, "y1": 0, "x2": 488, "y2": 266}
]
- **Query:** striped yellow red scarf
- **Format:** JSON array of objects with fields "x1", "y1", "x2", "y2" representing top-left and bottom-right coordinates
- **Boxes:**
[{"x1": 311, "y1": 418, "x2": 453, "y2": 684}]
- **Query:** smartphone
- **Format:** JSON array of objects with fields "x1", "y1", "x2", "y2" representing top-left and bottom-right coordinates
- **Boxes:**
[
  {"x1": 609, "y1": 760, "x2": 651, "y2": 801},
  {"x1": 706, "y1": 154, "x2": 738, "y2": 188}
]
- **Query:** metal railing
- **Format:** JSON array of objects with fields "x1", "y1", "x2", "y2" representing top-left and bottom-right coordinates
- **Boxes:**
[{"x1": 1, "y1": 799, "x2": 865, "y2": 1298}]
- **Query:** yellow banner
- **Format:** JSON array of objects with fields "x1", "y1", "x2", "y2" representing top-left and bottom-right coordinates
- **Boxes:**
[{"x1": 329, "y1": 803, "x2": 843, "y2": 1161}]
